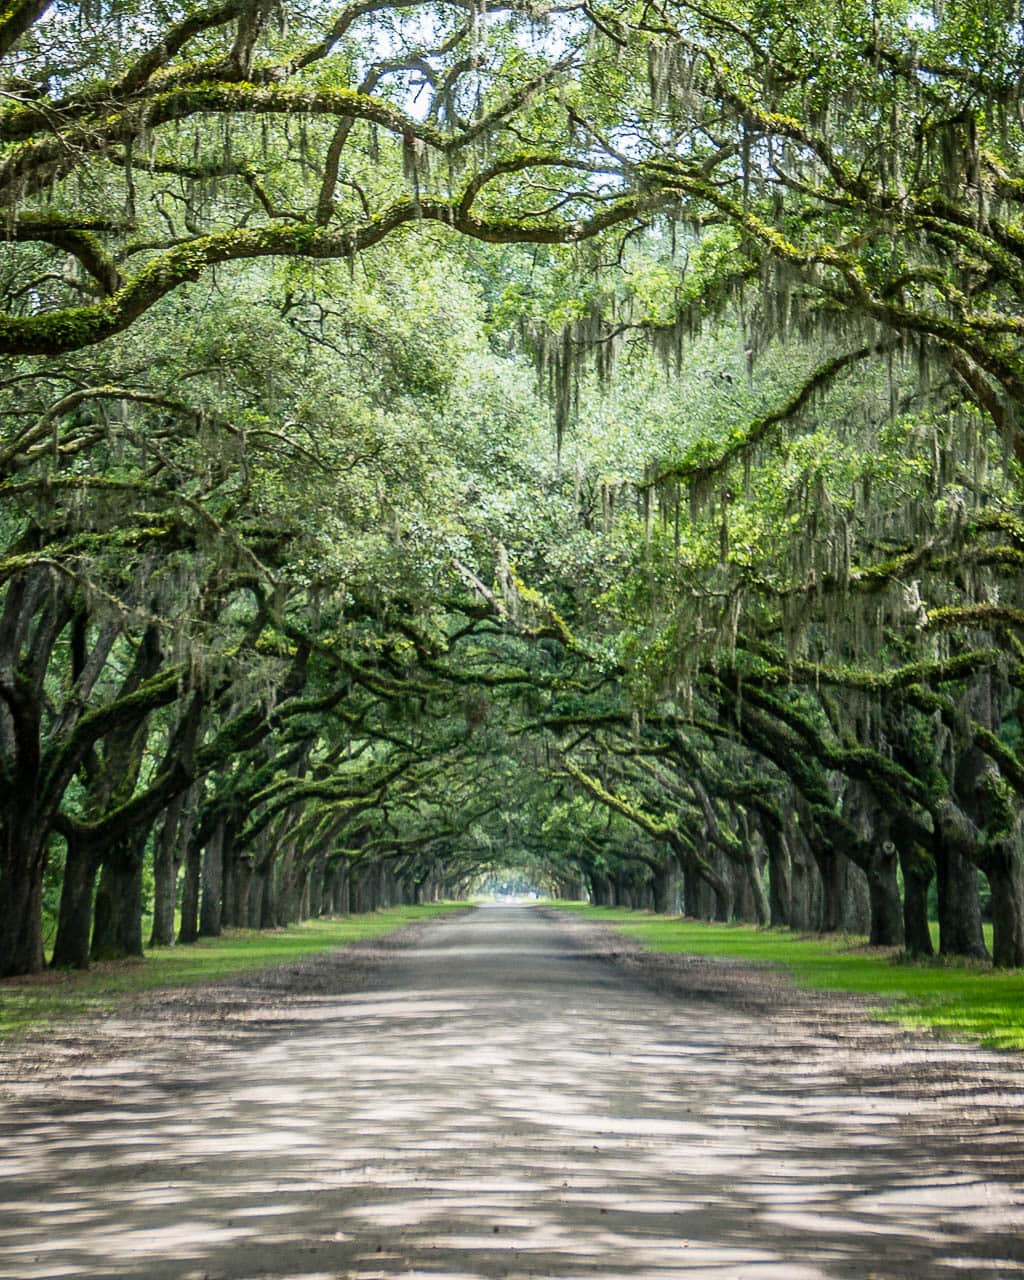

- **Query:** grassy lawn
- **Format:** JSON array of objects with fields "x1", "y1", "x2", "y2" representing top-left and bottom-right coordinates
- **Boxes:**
[
  {"x1": 548, "y1": 903, "x2": 1024, "y2": 1052},
  {"x1": 0, "y1": 904, "x2": 467, "y2": 1043}
]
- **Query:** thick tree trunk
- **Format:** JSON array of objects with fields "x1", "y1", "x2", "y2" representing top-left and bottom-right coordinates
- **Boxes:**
[
  {"x1": 652, "y1": 856, "x2": 680, "y2": 914},
  {"x1": 692, "y1": 836, "x2": 731, "y2": 921},
  {"x1": 276, "y1": 841, "x2": 306, "y2": 922},
  {"x1": 765, "y1": 825, "x2": 792, "y2": 927},
  {"x1": 178, "y1": 827, "x2": 202, "y2": 944},
  {"x1": 257, "y1": 860, "x2": 276, "y2": 927},
  {"x1": 50, "y1": 835, "x2": 100, "y2": 969},
  {"x1": 328, "y1": 861, "x2": 350, "y2": 914},
  {"x1": 91, "y1": 841, "x2": 145, "y2": 961},
  {"x1": 339, "y1": 862, "x2": 352, "y2": 912},
  {"x1": 219, "y1": 824, "x2": 240, "y2": 928},
  {"x1": 866, "y1": 842, "x2": 904, "y2": 947},
  {"x1": 935, "y1": 812, "x2": 989, "y2": 959},
  {"x1": 588, "y1": 870, "x2": 612, "y2": 905},
  {"x1": 149, "y1": 792, "x2": 188, "y2": 948},
  {"x1": 731, "y1": 854, "x2": 754, "y2": 921},
  {"x1": 199, "y1": 818, "x2": 225, "y2": 937},
  {"x1": 680, "y1": 863, "x2": 700, "y2": 916},
  {"x1": 703, "y1": 847, "x2": 732, "y2": 922},
  {"x1": 988, "y1": 844, "x2": 1024, "y2": 968},
  {"x1": 711, "y1": 880, "x2": 731, "y2": 921},
  {"x1": 307, "y1": 854, "x2": 325, "y2": 917},
  {"x1": 349, "y1": 863, "x2": 370, "y2": 913},
  {"x1": 0, "y1": 828, "x2": 47, "y2": 976},
  {"x1": 234, "y1": 855, "x2": 254, "y2": 928},
  {"x1": 744, "y1": 850, "x2": 770, "y2": 926},
  {"x1": 0, "y1": 576, "x2": 66, "y2": 977},
  {"x1": 841, "y1": 858, "x2": 871, "y2": 934},
  {"x1": 811, "y1": 842, "x2": 842, "y2": 932},
  {"x1": 787, "y1": 818, "x2": 815, "y2": 930},
  {"x1": 893, "y1": 827, "x2": 934, "y2": 957},
  {"x1": 902, "y1": 858, "x2": 934, "y2": 957}
]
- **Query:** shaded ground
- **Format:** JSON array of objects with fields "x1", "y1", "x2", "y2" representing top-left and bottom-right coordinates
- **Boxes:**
[{"x1": 2, "y1": 904, "x2": 1024, "y2": 1279}]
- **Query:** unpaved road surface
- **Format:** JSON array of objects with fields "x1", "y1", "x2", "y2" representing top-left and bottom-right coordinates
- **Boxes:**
[{"x1": 3, "y1": 905, "x2": 1024, "y2": 1280}]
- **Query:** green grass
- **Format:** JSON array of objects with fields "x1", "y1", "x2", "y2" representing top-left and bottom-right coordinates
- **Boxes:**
[
  {"x1": 546, "y1": 903, "x2": 1024, "y2": 1052},
  {"x1": 0, "y1": 904, "x2": 467, "y2": 1043}
]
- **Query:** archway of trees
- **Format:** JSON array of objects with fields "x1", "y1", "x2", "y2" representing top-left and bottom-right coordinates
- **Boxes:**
[{"x1": 4, "y1": 0, "x2": 1024, "y2": 978}]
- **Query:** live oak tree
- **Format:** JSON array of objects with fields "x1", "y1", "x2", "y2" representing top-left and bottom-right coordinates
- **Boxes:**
[{"x1": 7, "y1": 0, "x2": 1024, "y2": 978}]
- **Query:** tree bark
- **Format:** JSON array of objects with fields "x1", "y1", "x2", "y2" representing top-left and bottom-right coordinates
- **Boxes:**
[
  {"x1": 935, "y1": 803, "x2": 989, "y2": 959},
  {"x1": 988, "y1": 842, "x2": 1024, "y2": 968},
  {"x1": 897, "y1": 840, "x2": 935, "y2": 957},
  {"x1": 178, "y1": 825, "x2": 202, "y2": 943},
  {"x1": 866, "y1": 841, "x2": 904, "y2": 947},
  {"x1": 652, "y1": 856, "x2": 680, "y2": 913},
  {"x1": 588, "y1": 869, "x2": 611, "y2": 905},
  {"x1": 765, "y1": 824, "x2": 792, "y2": 927},
  {"x1": 258, "y1": 860, "x2": 276, "y2": 927},
  {"x1": 810, "y1": 840, "x2": 842, "y2": 932},
  {"x1": 50, "y1": 834, "x2": 100, "y2": 969},
  {"x1": 744, "y1": 847, "x2": 770, "y2": 926},
  {"x1": 0, "y1": 827, "x2": 47, "y2": 975},
  {"x1": 220, "y1": 822, "x2": 240, "y2": 927},
  {"x1": 90, "y1": 835, "x2": 146, "y2": 961},
  {"x1": 149, "y1": 790, "x2": 189, "y2": 948},
  {"x1": 199, "y1": 817, "x2": 225, "y2": 937}
]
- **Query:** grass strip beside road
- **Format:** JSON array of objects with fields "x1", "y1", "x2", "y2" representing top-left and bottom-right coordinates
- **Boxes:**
[
  {"x1": 0, "y1": 904, "x2": 467, "y2": 1042},
  {"x1": 549, "y1": 904, "x2": 1024, "y2": 1051}
]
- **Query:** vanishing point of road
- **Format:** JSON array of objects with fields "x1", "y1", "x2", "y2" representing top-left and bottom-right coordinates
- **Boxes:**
[{"x1": 2, "y1": 904, "x2": 1024, "y2": 1279}]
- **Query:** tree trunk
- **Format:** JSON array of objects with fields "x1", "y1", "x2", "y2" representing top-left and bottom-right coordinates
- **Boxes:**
[
  {"x1": 866, "y1": 842, "x2": 904, "y2": 947},
  {"x1": 257, "y1": 859, "x2": 276, "y2": 927},
  {"x1": 731, "y1": 853, "x2": 754, "y2": 921},
  {"x1": 744, "y1": 849, "x2": 770, "y2": 926},
  {"x1": 90, "y1": 840, "x2": 145, "y2": 961},
  {"x1": 337, "y1": 862, "x2": 351, "y2": 913},
  {"x1": 348, "y1": 864, "x2": 363, "y2": 913},
  {"x1": 178, "y1": 826, "x2": 202, "y2": 944},
  {"x1": 50, "y1": 835, "x2": 100, "y2": 969},
  {"x1": 988, "y1": 844, "x2": 1024, "y2": 968},
  {"x1": 810, "y1": 841, "x2": 842, "y2": 932},
  {"x1": 235, "y1": 856, "x2": 254, "y2": 928},
  {"x1": 841, "y1": 858, "x2": 871, "y2": 934},
  {"x1": 787, "y1": 818, "x2": 815, "y2": 930},
  {"x1": 765, "y1": 825, "x2": 792, "y2": 927},
  {"x1": 199, "y1": 818, "x2": 224, "y2": 937},
  {"x1": 901, "y1": 870, "x2": 934, "y2": 957},
  {"x1": 588, "y1": 870, "x2": 611, "y2": 905},
  {"x1": 220, "y1": 824, "x2": 240, "y2": 928},
  {"x1": 0, "y1": 576, "x2": 69, "y2": 977},
  {"x1": 327, "y1": 861, "x2": 349, "y2": 914},
  {"x1": 0, "y1": 807, "x2": 48, "y2": 976},
  {"x1": 307, "y1": 854, "x2": 324, "y2": 916},
  {"x1": 149, "y1": 792, "x2": 186, "y2": 948},
  {"x1": 935, "y1": 813, "x2": 989, "y2": 959},
  {"x1": 893, "y1": 826, "x2": 934, "y2": 957},
  {"x1": 652, "y1": 856, "x2": 680, "y2": 914},
  {"x1": 276, "y1": 840, "x2": 305, "y2": 922}
]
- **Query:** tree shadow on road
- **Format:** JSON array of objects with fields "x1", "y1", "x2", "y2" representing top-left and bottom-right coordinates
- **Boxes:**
[{"x1": 2, "y1": 911, "x2": 1023, "y2": 1280}]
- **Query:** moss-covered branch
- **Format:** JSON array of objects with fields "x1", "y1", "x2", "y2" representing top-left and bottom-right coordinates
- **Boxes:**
[
  {"x1": 647, "y1": 341, "x2": 888, "y2": 491},
  {"x1": 0, "y1": 192, "x2": 667, "y2": 356}
]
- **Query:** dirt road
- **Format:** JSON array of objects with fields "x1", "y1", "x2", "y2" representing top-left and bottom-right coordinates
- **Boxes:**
[{"x1": 3, "y1": 904, "x2": 1024, "y2": 1279}]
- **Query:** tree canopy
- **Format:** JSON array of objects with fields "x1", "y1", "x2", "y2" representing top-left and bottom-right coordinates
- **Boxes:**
[{"x1": 5, "y1": 0, "x2": 1024, "y2": 978}]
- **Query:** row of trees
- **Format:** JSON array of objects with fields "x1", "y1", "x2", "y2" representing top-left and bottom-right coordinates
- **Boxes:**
[{"x1": 4, "y1": 0, "x2": 1024, "y2": 976}]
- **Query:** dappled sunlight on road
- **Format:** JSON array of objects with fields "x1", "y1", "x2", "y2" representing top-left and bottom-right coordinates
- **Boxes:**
[{"x1": 2, "y1": 906, "x2": 1024, "y2": 1279}]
